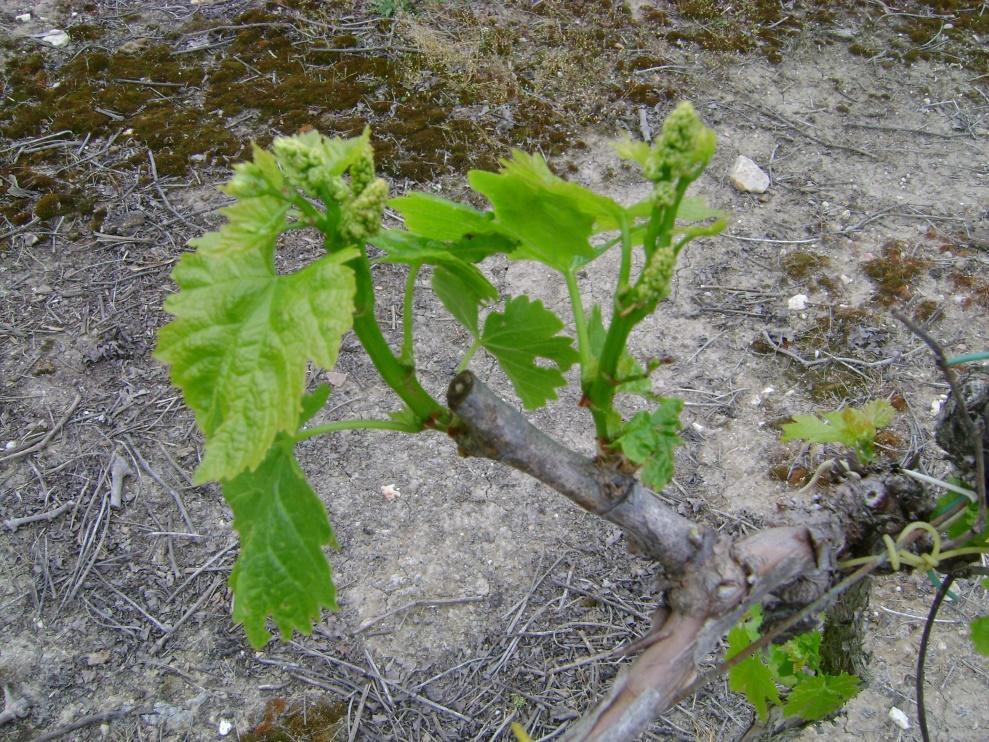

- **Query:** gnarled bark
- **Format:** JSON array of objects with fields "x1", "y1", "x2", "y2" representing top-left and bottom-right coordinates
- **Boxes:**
[{"x1": 446, "y1": 371, "x2": 929, "y2": 740}]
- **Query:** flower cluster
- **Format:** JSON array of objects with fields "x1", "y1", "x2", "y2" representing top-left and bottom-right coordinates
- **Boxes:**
[
  {"x1": 646, "y1": 101, "x2": 717, "y2": 184},
  {"x1": 615, "y1": 101, "x2": 716, "y2": 209},
  {"x1": 266, "y1": 128, "x2": 389, "y2": 244},
  {"x1": 634, "y1": 244, "x2": 676, "y2": 305},
  {"x1": 339, "y1": 178, "x2": 389, "y2": 244},
  {"x1": 613, "y1": 102, "x2": 719, "y2": 308}
]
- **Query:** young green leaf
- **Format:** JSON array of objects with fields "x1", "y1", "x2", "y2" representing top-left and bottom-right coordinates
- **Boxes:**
[
  {"x1": 727, "y1": 610, "x2": 780, "y2": 721},
  {"x1": 780, "y1": 400, "x2": 896, "y2": 463},
  {"x1": 782, "y1": 673, "x2": 860, "y2": 721},
  {"x1": 782, "y1": 630, "x2": 822, "y2": 675},
  {"x1": 612, "y1": 399, "x2": 684, "y2": 491},
  {"x1": 729, "y1": 656, "x2": 780, "y2": 722},
  {"x1": 497, "y1": 150, "x2": 624, "y2": 225},
  {"x1": 468, "y1": 151, "x2": 622, "y2": 272},
  {"x1": 767, "y1": 645, "x2": 799, "y2": 687},
  {"x1": 480, "y1": 296, "x2": 579, "y2": 409},
  {"x1": 224, "y1": 433, "x2": 337, "y2": 648},
  {"x1": 369, "y1": 228, "x2": 501, "y2": 338},
  {"x1": 189, "y1": 196, "x2": 291, "y2": 260},
  {"x1": 432, "y1": 263, "x2": 499, "y2": 337},
  {"x1": 155, "y1": 248, "x2": 357, "y2": 483},
  {"x1": 971, "y1": 616, "x2": 989, "y2": 657},
  {"x1": 388, "y1": 192, "x2": 498, "y2": 240},
  {"x1": 299, "y1": 384, "x2": 332, "y2": 426},
  {"x1": 222, "y1": 143, "x2": 286, "y2": 199},
  {"x1": 370, "y1": 228, "x2": 514, "y2": 266}
]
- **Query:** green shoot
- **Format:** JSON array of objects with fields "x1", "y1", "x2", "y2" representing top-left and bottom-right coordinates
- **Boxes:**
[
  {"x1": 781, "y1": 399, "x2": 896, "y2": 464},
  {"x1": 157, "y1": 105, "x2": 727, "y2": 646},
  {"x1": 973, "y1": 617, "x2": 989, "y2": 657},
  {"x1": 727, "y1": 606, "x2": 860, "y2": 723}
]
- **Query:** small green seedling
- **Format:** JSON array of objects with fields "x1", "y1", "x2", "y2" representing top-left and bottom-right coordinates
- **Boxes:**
[
  {"x1": 727, "y1": 606, "x2": 860, "y2": 723},
  {"x1": 781, "y1": 399, "x2": 896, "y2": 464}
]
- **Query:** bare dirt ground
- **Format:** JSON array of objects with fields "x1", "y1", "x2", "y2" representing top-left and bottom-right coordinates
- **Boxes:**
[{"x1": 1, "y1": 1, "x2": 988, "y2": 740}]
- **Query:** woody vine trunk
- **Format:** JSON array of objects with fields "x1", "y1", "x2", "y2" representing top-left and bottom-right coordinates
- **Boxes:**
[{"x1": 446, "y1": 371, "x2": 933, "y2": 740}]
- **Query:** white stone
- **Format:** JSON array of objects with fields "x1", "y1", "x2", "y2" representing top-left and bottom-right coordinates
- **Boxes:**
[
  {"x1": 40, "y1": 29, "x2": 70, "y2": 47},
  {"x1": 218, "y1": 719, "x2": 233, "y2": 736},
  {"x1": 888, "y1": 706, "x2": 910, "y2": 730},
  {"x1": 729, "y1": 155, "x2": 770, "y2": 193},
  {"x1": 787, "y1": 294, "x2": 808, "y2": 311},
  {"x1": 16, "y1": 13, "x2": 31, "y2": 22}
]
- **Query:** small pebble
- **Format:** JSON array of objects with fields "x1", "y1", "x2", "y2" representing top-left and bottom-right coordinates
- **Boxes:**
[
  {"x1": 40, "y1": 29, "x2": 70, "y2": 47},
  {"x1": 729, "y1": 155, "x2": 770, "y2": 193},
  {"x1": 888, "y1": 706, "x2": 910, "y2": 730}
]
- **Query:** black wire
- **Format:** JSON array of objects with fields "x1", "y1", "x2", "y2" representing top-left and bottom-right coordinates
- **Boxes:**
[{"x1": 916, "y1": 573, "x2": 956, "y2": 742}]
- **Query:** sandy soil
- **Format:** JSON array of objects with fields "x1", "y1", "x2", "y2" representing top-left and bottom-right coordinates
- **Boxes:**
[{"x1": 1, "y1": 1, "x2": 987, "y2": 740}]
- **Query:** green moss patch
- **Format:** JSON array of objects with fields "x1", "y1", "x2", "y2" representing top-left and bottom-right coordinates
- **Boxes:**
[
  {"x1": 241, "y1": 697, "x2": 345, "y2": 742},
  {"x1": 793, "y1": 308, "x2": 885, "y2": 402},
  {"x1": 782, "y1": 251, "x2": 831, "y2": 281},
  {"x1": 863, "y1": 241, "x2": 930, "y2": 306},
  {"x1": 5, "y1": 0, "x2": 980, "y2": 230}
]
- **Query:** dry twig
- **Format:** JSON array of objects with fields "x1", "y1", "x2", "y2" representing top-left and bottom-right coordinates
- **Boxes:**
[
  {"x1": 3, "y1": 500, "x2": 75, "y2": 531},
  {"x1": 0, "y1": 686, "x2": 29, "y2": 727},
  {"x1": 0, "y1": 393, "x2": 82, "y2": 464}
]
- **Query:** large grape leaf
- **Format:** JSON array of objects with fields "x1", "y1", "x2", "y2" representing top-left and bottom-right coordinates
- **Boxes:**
[
  {"x1": 782, "y1": 673, "x2": 860, "y2": 721},
  {"x1": 480, "y1": 296, "x2": 579, "y2": 409},
  {"x1": 224, "y1": 431, "x2": 337, "y2": 648},
  {"x1": 155, "y1": 247, "x2": 357, "y2": 483}
]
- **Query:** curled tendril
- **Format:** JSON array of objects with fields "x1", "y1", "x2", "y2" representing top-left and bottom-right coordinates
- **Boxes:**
[{"x1": 847, "y1": 520, "x2": 986, "y2": 572}]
